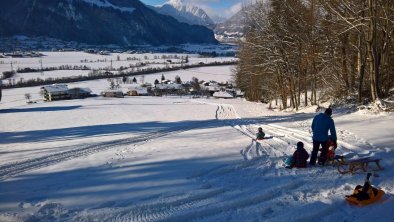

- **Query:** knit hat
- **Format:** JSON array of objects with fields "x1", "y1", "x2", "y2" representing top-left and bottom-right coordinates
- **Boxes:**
[
  {"x1": 296, "y1": 142, "x2": 304, "y2": 149},
  {"x1": 325, "y1": 108, "x2": 332, "y2": 116}
]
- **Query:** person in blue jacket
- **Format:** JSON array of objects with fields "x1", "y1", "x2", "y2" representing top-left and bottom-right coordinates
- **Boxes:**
[{"x1": 310, "y1": 108, "x2": 337, "y2": 165}]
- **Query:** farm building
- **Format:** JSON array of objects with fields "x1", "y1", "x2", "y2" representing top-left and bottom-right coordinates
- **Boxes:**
[
  {"x1": 155, "y1": 84, "x2": 183, "y2": 90},
  {"x1": 41, "y1": 84, "x2": 93, "y2": 101},
  {"x1": 40, "y1": 84, "x2": 70, "y2": 102},
  {"x1": 212, "y1": 91, "x2": 234, "y2": 99},
  {"x1": 101, "y1": 90, "x2": 124, "y2": 98},
  {"x1": 127, "y1": 87, "x2": 149, "y2": 96},
  {"x1": 154, "y1": 83, "x2": 184, "y2": 96},
  {"x1": 68, "y1": 87, "x2": 92, "y2": 99}
]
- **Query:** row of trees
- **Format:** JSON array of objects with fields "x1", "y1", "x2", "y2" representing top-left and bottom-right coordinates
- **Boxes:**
[{"x1": 235, "y1": 0, "x2": 394, "y2": 110}]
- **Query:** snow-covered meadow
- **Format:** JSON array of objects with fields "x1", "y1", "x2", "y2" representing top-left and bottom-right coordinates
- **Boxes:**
[
  {"x1": 0, "y1": 64, "x2": 393, "y2": 221},
  {"x1": 0, "y1": 51, "x2": 236, "y2": 86}
]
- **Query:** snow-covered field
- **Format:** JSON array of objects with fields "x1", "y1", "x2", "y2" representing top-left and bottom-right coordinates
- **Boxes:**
[
  {"x1": 0, "y1": 67, "x2": 393, "y2": 221},
  {"x1": 0, "y1": 52, "x2": 236, "y2": 85}
]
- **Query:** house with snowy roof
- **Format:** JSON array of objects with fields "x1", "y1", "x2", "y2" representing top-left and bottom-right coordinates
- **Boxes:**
[
  {"x1": 101, "y1": 90, "x2": 124, "y2": 98},
  {"x1": 41, "y1": 84, "x2": 92, "y2": 101},
  {"x1": 154, "y1": 83, "x2": 185, "y2": 96},
  {"x1": 212, "y1": 91, "x2": 234, "y2": 99},
  {"x1": 127, "y1": 86, "x2": 149, "y2": 96},
  {"x1": 40, "y1": 84, "x2": 70, "y2": 102},
  {"x1": 68, "y1": 87, "x2": 92, "y2": 99}
]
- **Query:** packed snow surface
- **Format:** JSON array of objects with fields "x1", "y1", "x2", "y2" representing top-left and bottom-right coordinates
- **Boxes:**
[{"x1": 0, "y1": 68, "x2": 393, "y2": 221}]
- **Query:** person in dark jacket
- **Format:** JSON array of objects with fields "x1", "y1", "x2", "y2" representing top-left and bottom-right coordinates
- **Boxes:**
[
  {"x1": 291, "y1": 142, "x2": 310, "y2": 168},
  {"x1": 310, "y1": 108, "x2": 337, "y2": 165}
]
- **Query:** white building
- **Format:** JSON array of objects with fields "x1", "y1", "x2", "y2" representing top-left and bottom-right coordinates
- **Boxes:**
[
  {"x1": 40, "y1": 84, "x2": 70, "y2": 101},
  {"x1": 212, "y1": 91, "x2": 234, "y2": 99}
]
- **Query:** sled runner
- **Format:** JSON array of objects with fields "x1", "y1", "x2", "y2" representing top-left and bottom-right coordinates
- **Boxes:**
[
  {"x1": 254, "y1": 136, "x2": 274, "y2": 141},
  {"x1": 325, "y1": 154, "x2": 345, "y2": 166},
  {"x1": 335, "y1": 157, "x2": 384, "y2": 174},
  {"x1": 346, "y1": 173, "x2": 385, "y2": 206}
]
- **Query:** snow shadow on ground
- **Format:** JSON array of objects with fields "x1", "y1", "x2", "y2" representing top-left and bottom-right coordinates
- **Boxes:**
[
  {"x1": 0, "y1": 114, "x2": 313, "y2": 145},
  {"x1": 0, "y1": 155, "x2": 236, "y2": 211},
  {"x1": 0, "y1": 120, "x2": 217, "y2": 144},
  {"x1": 0, "y1": 105, "x2": 82, "y2": 113}
]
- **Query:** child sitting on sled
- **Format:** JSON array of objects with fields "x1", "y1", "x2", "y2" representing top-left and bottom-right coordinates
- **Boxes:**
[
  {"x1": 346, "y1": 173, "x2": 385, "y2": 205},
  {"x1": 319, "y1": 135, "x2": 337, "y2": 164},
  {"x1": 254, "y1": 127, "x2": 266, "y2": 156},
  {"x1": 256, "y1": 127, "x2": 265, "y2": 140},
  {"x1": 285, "y1": 142, "x2": 310, "y2": 168}
]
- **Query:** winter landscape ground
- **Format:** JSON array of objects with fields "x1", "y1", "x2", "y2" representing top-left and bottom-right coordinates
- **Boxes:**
[{"x1": 0, "y1": 54, "x2": 393, "y2": 221}]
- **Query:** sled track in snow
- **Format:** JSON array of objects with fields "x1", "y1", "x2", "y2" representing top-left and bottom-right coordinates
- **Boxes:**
[
  {"x1": 216, "y1": 104, "x2": 240, "y2": 120},
  {"x1": 214, "y1": 104, "x2": 308, "y2": 142},
  {"x1": 0, "y1": 125, "x2": 202, "y2": 181},
  {"x1": 82, "y1": 179, "x2": 304, "y2": 222}
]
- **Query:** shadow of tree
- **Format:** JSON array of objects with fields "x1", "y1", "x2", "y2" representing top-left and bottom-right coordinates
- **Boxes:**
[
  {"x1": 0, "y1": 113, "x2": 314, "y2": 145},
  {"x1": 0, "y1": 105, "x2": 82, "y2": 113}
]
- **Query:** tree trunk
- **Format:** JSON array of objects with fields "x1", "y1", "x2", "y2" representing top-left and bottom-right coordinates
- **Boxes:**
[
  {"x1": 312, "y1": 62, "x2": 317, "y2": 105},
  {"x1": 304, "y1": 68, "x2": 308, "y2": 106},
  {"x1": 357, "y1": 37, "x2": 366, "y2": 103},
  {"x1": 341, "y1": 34, "x2": 350, "y2": 90},
  {"x1": 367, "y1": 0, "x2": 379, "y2": 101}
]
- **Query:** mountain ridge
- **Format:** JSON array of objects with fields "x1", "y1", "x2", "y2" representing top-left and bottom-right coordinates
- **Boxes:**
[
  {"x1": 152, "y1": 0, "x2": 214, "y2": 28},
  {"x1": 0, "y1": 0, "x2": 217, "y2": 47},
  {"x1": 214, "y1": 5, "x2": 248, "y2": 43}
]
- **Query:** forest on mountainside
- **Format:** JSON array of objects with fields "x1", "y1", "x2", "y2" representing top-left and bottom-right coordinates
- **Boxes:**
[{"x1": 235, "y1": 0, "x2": 394, "y2": 110}]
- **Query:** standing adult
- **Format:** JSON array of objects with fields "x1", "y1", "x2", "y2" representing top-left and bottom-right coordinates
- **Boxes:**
[{"x1": 310, "y1": 108, "x2": 337, "y2": 165}]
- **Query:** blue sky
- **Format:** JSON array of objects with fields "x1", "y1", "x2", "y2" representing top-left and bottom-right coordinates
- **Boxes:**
[{"x1": 140, "y1": 0, "x2": 248, "y2": 18}]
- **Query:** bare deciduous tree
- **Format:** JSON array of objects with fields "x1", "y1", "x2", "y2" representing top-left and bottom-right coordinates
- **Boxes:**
[{"x1": 236, "y1": 0, "x2": 394, "y2": 109}]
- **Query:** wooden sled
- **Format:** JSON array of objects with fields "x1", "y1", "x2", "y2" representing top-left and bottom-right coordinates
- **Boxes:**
[
  {"x1": 327, "y1": 155, "x2": 346, "y2": 166},
  {"x1": 334, "y1": 157, "x2": 384, "y2": 174}
]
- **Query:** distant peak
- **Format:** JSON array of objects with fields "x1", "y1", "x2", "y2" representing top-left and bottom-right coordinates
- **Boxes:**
[{"x1": 166, "y1": 0, "x2": 184, "y2": 7}]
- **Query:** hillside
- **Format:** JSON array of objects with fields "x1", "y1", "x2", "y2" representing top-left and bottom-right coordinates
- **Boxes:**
[
  {"x1": 0, "y1": 0, "x2": 217, "y2": 46},
  {"x1": 0, "y1": 83, "x2": 393, "y2": 221}
]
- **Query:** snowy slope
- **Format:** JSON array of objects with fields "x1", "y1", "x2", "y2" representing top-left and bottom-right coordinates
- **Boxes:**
[{"x1": 0, "y1": 68, "x2": 393, "y2": 221}]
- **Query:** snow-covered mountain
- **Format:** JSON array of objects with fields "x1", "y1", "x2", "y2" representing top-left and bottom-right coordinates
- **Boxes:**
[
  {"x1": 214, "y1": 6, "x2": 248, "y2": 43},
  {"x1": 152, "y1": 0, "x2": 215, "y2": 28},
  {"x1": 0, "y1": 0, "x2": 217, "y2": 47}
]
